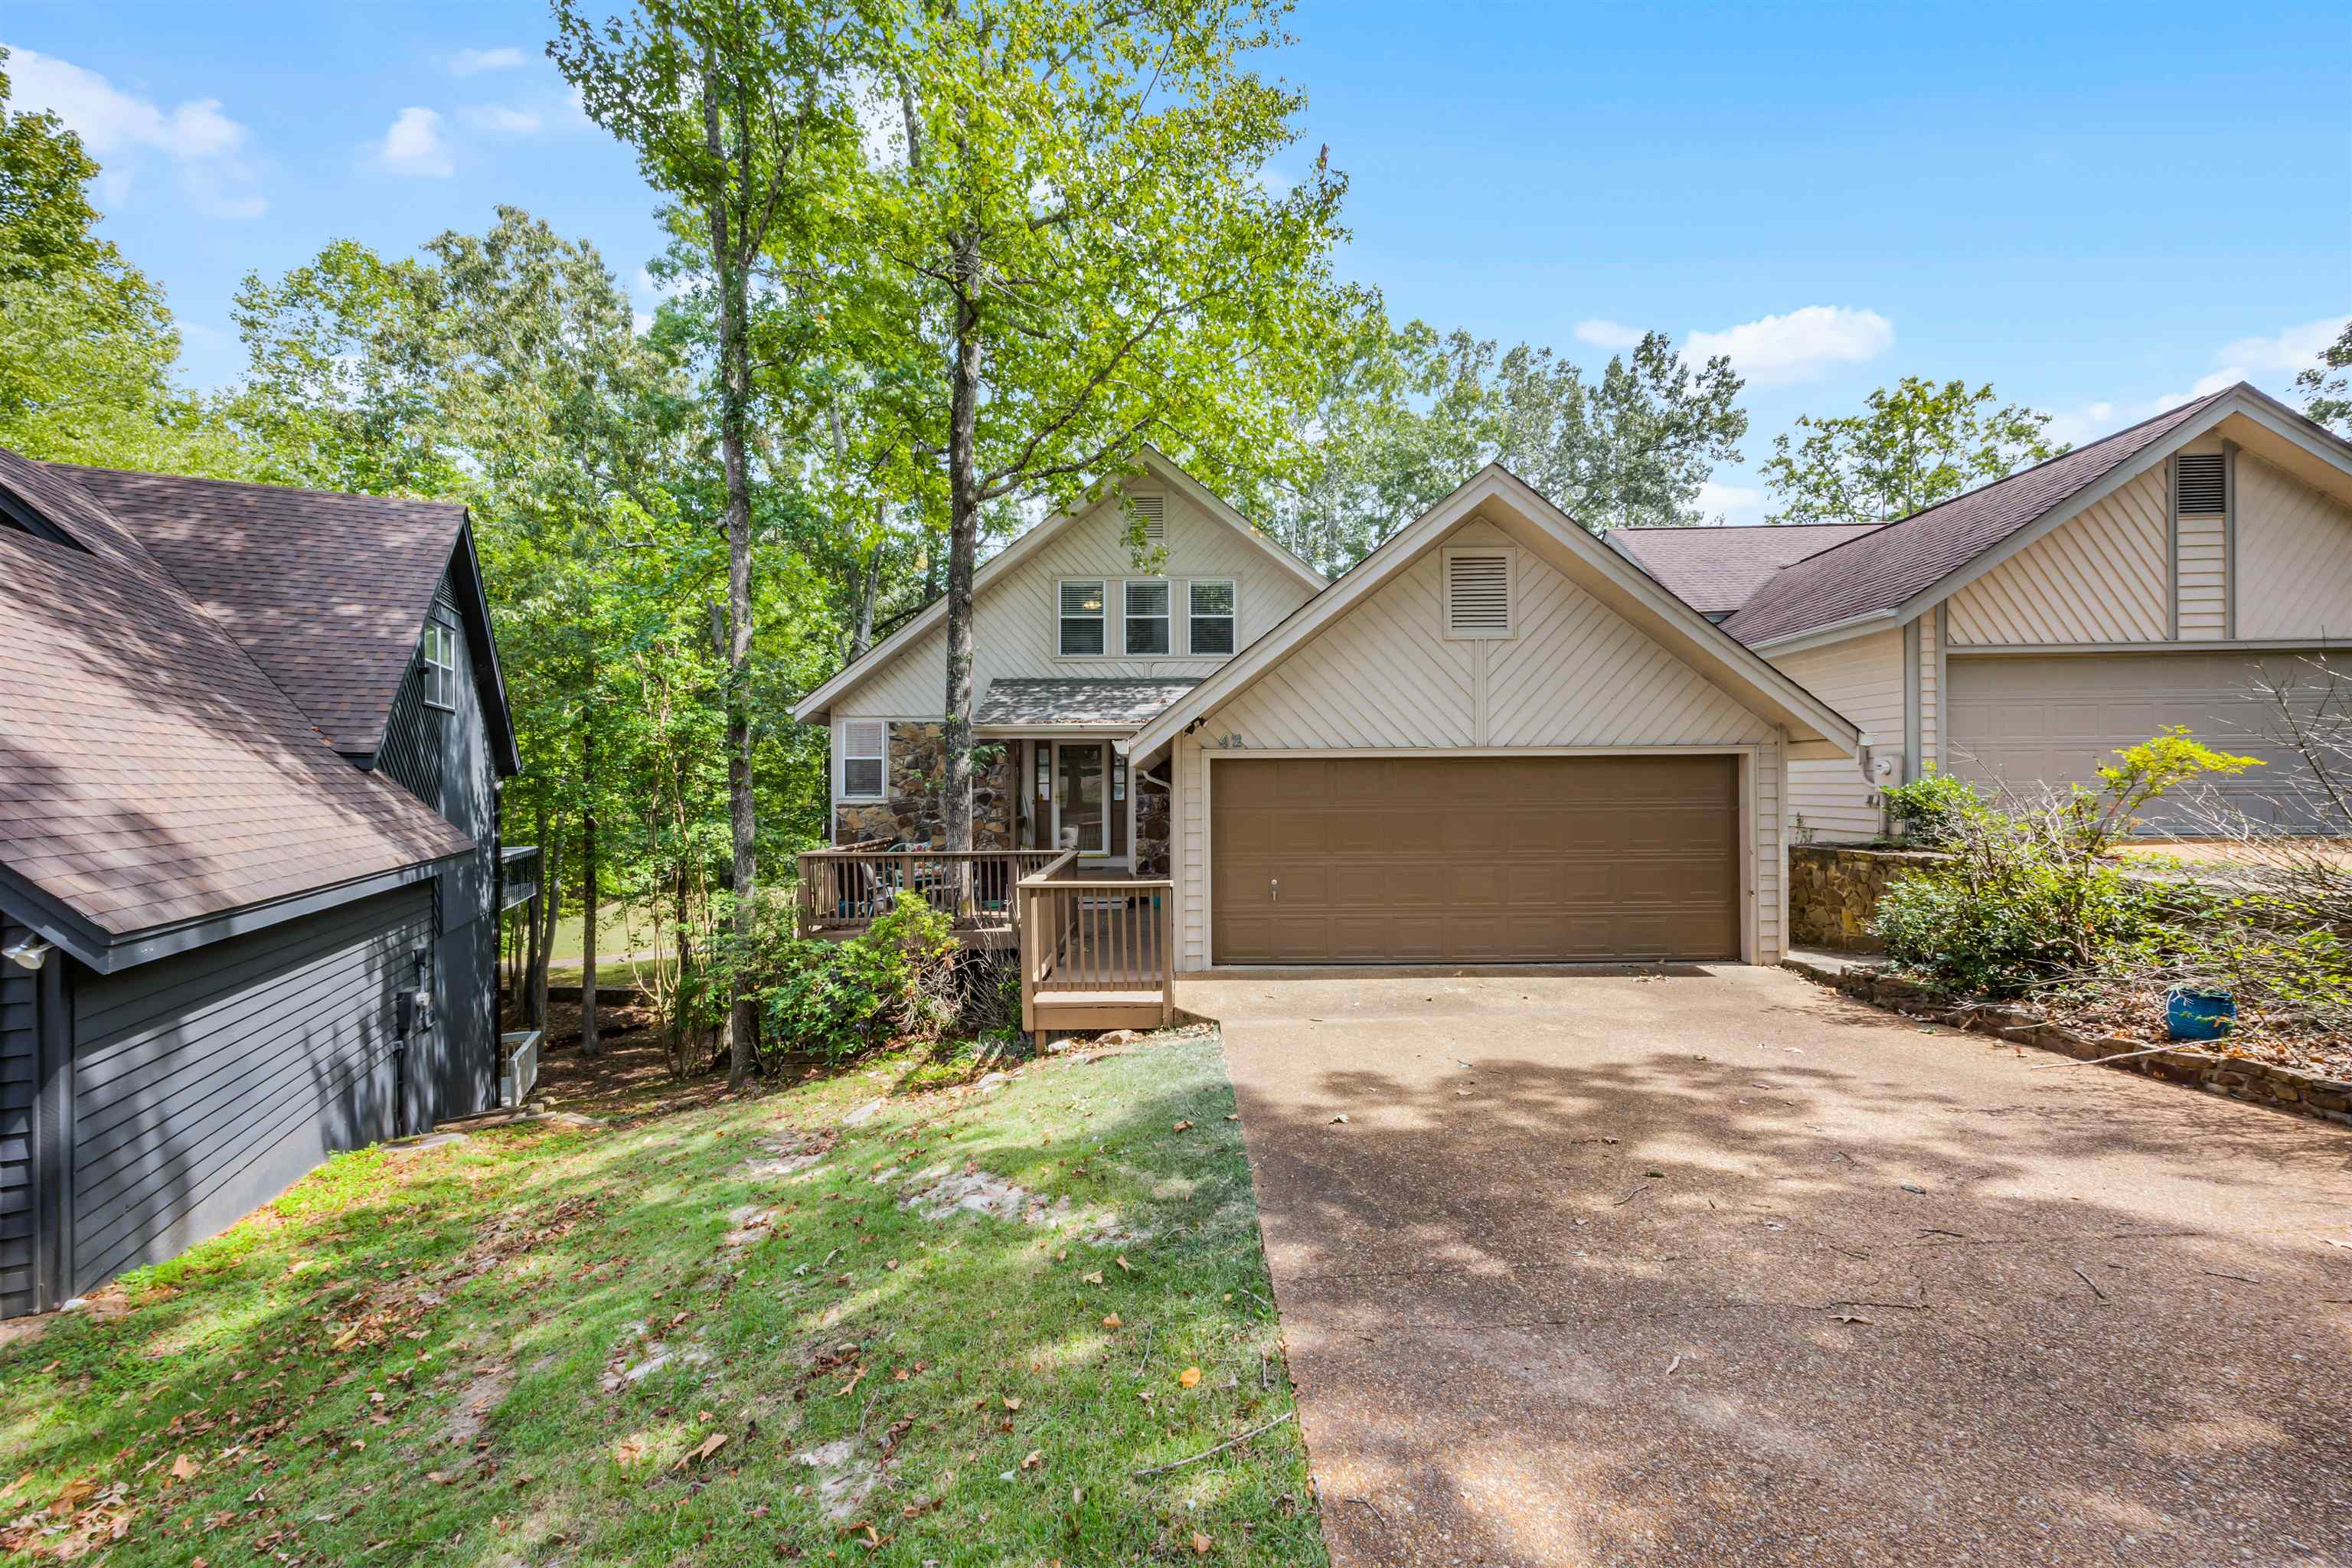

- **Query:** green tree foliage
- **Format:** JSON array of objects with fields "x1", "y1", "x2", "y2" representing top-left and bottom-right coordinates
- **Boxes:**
[
  {"x1": 0, "y1": 48, "x2": 237, "y2": 473},
  {"x1": 1761, "y1": 376, "x2": 2066, "y2": 524},
  {"x1": 2295, "y1": 319, "x2": 2352, "y2": 436},
  {"x1": 1254, "y1": 312, "x2": 1747, "y2": 572}
]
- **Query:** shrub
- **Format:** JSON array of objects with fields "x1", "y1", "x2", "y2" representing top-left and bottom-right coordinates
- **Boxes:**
[
  {"x1": 1873, "y1": 858, "x2": 2173, "y2": 999},
  {"x1": 1880, "y1": 767, "x2": 1979, "y2": 849},
  {"x1": 700, "y1": 889, "x2": 961, "y2": 1064}
]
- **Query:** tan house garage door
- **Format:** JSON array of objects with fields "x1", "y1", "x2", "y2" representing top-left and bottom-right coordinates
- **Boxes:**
[
  {"x1": 1947, "y1": 652, "x2": 2335, "y2": 831},
  {"x1": 1209, "y1": 756, "x2": 1740, "y2": 964}
]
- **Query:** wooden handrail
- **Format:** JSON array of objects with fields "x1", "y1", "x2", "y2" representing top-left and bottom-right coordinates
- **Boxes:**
[{"x1": 1018, "y1": 861, "x2": 1174, "y2": 1044}]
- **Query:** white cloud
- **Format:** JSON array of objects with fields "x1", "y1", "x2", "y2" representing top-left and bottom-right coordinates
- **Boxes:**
[
  {"x1": 370, "y1": 107, "x2": 453, "y2": 178},
  {"x1": 1687, "y1": 305, "x2": 1893, "y2": 386},
  {"x1": 2216, "y1": 315, "x2": 2347, "y2": 374},
  {"x1": 2043, "y1": 400, "x2": 2115, "y2": 449},
  {"x1": 4, "y1": 45, "x2": 264, "y2": 217},
  {"x1": 451, "y1": 46, "x2": 528, "y2": 76},
  {"x1": 1694, "y1": 479, "x2": 1765, "y2": 524},
  {"x1": 459, "y1": 104, "x2": 542, "y2": 135},
  {"x1": 1573, "y1": 318, "x2": 1645, "y2": 351}
]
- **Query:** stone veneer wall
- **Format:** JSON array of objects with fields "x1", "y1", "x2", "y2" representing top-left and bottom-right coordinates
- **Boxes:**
[
  {"x1": 1135, "y1": 772, "x2": 1171, "y2": 876},
  {"x1": 1788, "y1": 845, "x2": 1953, "y2": 954},
  {"x1": 833, "y1": 722, "x2": 1014, "y2": 848}
]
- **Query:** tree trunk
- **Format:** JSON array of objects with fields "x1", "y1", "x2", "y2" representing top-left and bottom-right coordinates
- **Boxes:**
[
  {"x1": 531, "y1": 828, "x2": 560, "y2": 1037},
  {"x1": 706, "y1": 55, "x2": 760, "y2": 1087},
  {"x1": 580, "y1": 720, "x2": 601, "y2": 1059},
  {"x1": 941, "y1": 247, "x2": 983, "y2": 867},
  {"x1": 848, "y1": 504, "x2": 884, "y2": 662}
]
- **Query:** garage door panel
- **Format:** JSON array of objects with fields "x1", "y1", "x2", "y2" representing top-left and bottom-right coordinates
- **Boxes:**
[
  {"x1": 1210, "y1": 756, "x2": 1740, "y2": 963},
  {"x1": 1949, "y1": 652, "x2": 2337, "y2": 831}
]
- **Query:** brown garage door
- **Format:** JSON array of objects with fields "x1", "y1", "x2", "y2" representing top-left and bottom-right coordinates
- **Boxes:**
[{"x1": 1210, "y1": 756, "x2": 1741, "y2": 964}]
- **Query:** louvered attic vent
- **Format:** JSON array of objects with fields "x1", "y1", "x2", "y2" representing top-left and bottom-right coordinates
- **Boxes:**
[
  {"x1": 2177, "y1": 454, "x2": 2226, "y2": 514},
  {"x1": 1445, "y1": 550, "x2": 1514, "y2": 639},
  {"x1": 1132, "y1": 493, "x2": 1165, "y2": 542}
]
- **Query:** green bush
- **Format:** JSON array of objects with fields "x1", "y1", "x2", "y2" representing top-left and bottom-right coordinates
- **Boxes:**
[
  {"x1": 700, "y1": 889, "x2": 960, "y2": 1063},
  {"x1": 1881, "y1": 767, "x2": 1979, "y2": 849},
  {"x1": 1873, "y1": 861, "x2": 2172, "y2": 998}
]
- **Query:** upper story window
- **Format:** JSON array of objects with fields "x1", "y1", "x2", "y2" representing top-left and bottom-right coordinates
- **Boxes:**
[
  {"x1": 1125, "y1": 580, "x2": 1171, "y2": 655},
  {"x1": 1060, "y1": 579, "x2": 1107, "y2": 656},
  {"x1": 421, "y1": 620, "x2": 459, "y2": 710},
  {"x1": 841, "y1": 720, "x2": 887, "y2": 799},
  {"x1": 1188, "y1": 579, "x2": 1236, "y2": 655}
]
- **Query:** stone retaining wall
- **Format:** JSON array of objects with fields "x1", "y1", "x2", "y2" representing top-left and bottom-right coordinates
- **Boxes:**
[
  {"x1": 1785, "y1": 956, "x2": 2352, "y2": 1129},
  {"x1": 1788, "y1": 845, "x2": 1952, "y2": 953}
]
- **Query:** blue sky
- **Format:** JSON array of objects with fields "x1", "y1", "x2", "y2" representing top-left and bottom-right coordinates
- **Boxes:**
[{"x1": 7, "y1": 0, "x2": 2347, "y2": 521}]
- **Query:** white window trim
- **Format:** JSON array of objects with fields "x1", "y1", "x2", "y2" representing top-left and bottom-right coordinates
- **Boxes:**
[
  {"x1": 839, "y1": 719, "x2": 887, "y2": 800},
  {"x1": 421, "y1": 620, "x2": 458, "y2": 711},
  {"x1": 1124, "y1": 578, "x2": 1172, "y2": 656},
  {"x1": 1186, "y1": 577, "x2": 1237, "y2": 657},
  {"x1": 1441, "y1": 545, "x2": 1517, "y2": 641},
  {"x1": 1057, "y1": 576, "x2": 1110, "y2": 659}
]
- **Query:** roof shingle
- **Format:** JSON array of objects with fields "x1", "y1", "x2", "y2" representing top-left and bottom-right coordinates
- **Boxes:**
[
  {"x1": 1720, "y1": 390, "x2": 2233, "y2": 645},
  {"x1": 1607, "y1": 523, "x2": 1885, "y2": 614},
  {"x1": 975, "y1": 678, "x2": 1201, "y2": 728}
]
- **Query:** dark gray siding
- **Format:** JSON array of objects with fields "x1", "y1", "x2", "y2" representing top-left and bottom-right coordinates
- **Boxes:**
[
  {"x1": 2, "y1": 913, "x2": 37, "y2": 1316},
  {"x1": 67, "y1": 885, "x2": 429, "y2": 1297}
]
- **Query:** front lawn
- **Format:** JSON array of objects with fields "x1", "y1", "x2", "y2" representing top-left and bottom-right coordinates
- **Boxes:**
[{"x1": 0, "y1": 1030, "x2": 1325, "y2": 1566}]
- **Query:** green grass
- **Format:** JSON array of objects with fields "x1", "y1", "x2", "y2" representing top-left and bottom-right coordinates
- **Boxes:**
[
  {"x1": 0, "y1": 1032, "x2": 1325, "y2": 1566},
  {"x1": 541, "y1": 901, "x2": 664, "y2": 965}
]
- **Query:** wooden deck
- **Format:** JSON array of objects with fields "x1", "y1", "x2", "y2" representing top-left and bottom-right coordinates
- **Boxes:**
[{"x1": 793, "y1": 845, "x2": 1174, "y2": 1040}]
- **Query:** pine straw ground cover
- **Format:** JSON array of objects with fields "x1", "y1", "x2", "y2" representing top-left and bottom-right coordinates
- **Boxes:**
[{"x1": 0, "y1": 1029, "x2": 1325, "y2": 1566}]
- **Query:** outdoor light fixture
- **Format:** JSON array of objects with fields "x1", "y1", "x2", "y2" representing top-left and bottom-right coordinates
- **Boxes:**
[{"x1": 3, "y1": 936, "x2": 51, "y2": 971}]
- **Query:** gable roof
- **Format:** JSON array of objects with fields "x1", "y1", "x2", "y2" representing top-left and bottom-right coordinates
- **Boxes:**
[
  {"x1": 51, "y1": 462, "x2": 492, "y2": 763},
  {"x1": 1606, "y1": 522, "x2": 1884, "y2": 615},
  {"x1": 0, "y1": 451, "x2": 478, "y2": 969},
  {"x1": 1129, "y1": 464, "x2": 1863, "y2": 764},
  {"x1": 789, "y1": 446, "x2": 1325, "y2": 724},
  {"x1": 975, "y1": 678, "x2": 1202, "y2": 730},
  {"x1": 1716, "y1": 384, "x2": 2352, "y2": 648}
]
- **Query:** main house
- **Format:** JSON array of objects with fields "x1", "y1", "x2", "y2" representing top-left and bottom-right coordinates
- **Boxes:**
[
  {"x1": 0, "y1": 450, "x2": 531, "y2": 1320},
  {"x1": 1612, "y1": 381, "x2": 2352, "y2": 838},
  {"x1": 793, "y1": 448, "x2": 1860, "y2": 972}
]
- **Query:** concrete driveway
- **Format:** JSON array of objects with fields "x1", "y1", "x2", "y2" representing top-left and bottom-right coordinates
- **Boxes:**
[{"x1": 1182, "y1": 965, "x2": 2352, "y2": 1568}]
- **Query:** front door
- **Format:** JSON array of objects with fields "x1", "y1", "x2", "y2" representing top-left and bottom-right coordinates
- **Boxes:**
[{"x1": 1053, "y1": 741, "x2": 1108, "y2": 856}]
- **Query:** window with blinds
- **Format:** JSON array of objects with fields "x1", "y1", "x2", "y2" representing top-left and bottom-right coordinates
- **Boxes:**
[
  {"x1": 842, "y1": 720, "x2": 886, "y2": 799},
  {"x1": 2176, "y1": 453, "x2": 2226, "y2": 514},
  {"x1": 1059, "y1": 579, "x2": 1106, "y2": 655},
  {"x1": 1443, "y1": 549, "x2": 1514, "y2": 639},
  {"x1": 1125, "y1": 579, "x2": 1171, "y2": 655}
]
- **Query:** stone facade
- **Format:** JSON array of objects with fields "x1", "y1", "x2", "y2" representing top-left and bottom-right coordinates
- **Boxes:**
[
  {"x1": 1135, "y1": 772, "x2": 1171, "y2": 876},
  {"x1": 833, "y1": 722, "x2": 1014, "y2": 848},
  {"x1": 1788, "y1": 845, "x2": 1953, "y2": 954},
  {"x1": 1785, "y1": 956, "x2": 2352, "y2": 1130}
]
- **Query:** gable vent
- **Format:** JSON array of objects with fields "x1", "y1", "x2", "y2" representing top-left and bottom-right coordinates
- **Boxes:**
[
  {"x1": 1445, "y1": 550, "x2": 1514, "y2": 639},
  {"x1": 1132, "y1": 493, "x2": 1165, "y2": 542},
  {"x1": 2177, "y1": 453, "x2": 2226, "y2": 514}
]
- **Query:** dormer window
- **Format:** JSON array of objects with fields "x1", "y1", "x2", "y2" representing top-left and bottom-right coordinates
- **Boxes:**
[
  {"x1": 421, "y1": 620, "x2": 458, "y2": 710},
  {"x1": 1060, "y1": 579, "x2": 1106, "y2": 656}
]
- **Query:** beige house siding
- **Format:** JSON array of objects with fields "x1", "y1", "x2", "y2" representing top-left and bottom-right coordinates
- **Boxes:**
[
  {"x1": 1945, "y1": 468, "x2": 2170, "y2": 645},
  {"x1": 833, "y1": 481, "x2": 1318, "y2": 720},
  {"x1": 1919, "y1": 607, "x2": 1941, "y2": 770},
  {"x1": 2236, "y1": 452, "x2": 2352, "y2": 641},
  {"x1": 1769, "y1": 629, "x2": 1901, "y2": 843},
  {"x1": 1168, "y1": 513, "x2": 1790, "y2": 969},
  {"x1": 2177, "y1": 512, "x2": 2228, "y2": 638}
]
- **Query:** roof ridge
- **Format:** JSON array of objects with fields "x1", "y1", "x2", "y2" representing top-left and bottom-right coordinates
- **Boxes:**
[{"x1": 45, "y1": 458, "x2": 467, "y2": 512}]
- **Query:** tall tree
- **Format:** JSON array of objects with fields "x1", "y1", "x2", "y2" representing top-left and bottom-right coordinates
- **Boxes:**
[
  {"x1": 869, "y1": 0, "x2": 1348, "y2": 854},
  {"x1": 1761, "y1": 376, "x2": 2065, "y2": 524},
  {"x1": 2295, "y1": 320, "x2": 2352, "y2": 437},
  {"x1": 555, "y1": 0, "x2": 865, "y2": 1084}
]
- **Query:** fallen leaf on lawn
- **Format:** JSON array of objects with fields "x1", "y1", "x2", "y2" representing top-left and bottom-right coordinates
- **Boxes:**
[
  {"x1": 1021, "y1": 1449, "x2": 1043, "y2": 1469},
  {"x1": 1115, "y1": 1256, "x2": 1132, "y2": 1272},
  {"x1": 894, "y1": 1367, "x2": 910, "y2": 1382},
  {"x1": 1081, "y1": 1270, "x2": 1104, "y2": 1285},
  {"x1": 51, "y1": 1478, "x2": 96, "y2": 1516},
  {"x1": 169, "y1": 1454, "x2": 200, "y2": 1483},
  {"x1": 1102, "y1": 1312, "x2": 1121, "y2": 1328},
  {"x1": 677, "y1": 1432, "x2": 728, "y2": 1468},
  {"x1": 1173, "y1": 1121, "x2": 1192, "y2": 1132},
  {"x1": 1178, "y1": 1366, "x2": 1200, "y2": 1388},
  {"x1": 614, "y1": 1434, "x2": 652, "y2": 1466},
  {"x1": 837, "y1": 1366, "x2": 867, "y2": 1397},
  {"x1": 1192, "y1": 1531, "x2": 1213, "y2": 1554},
  {"x1": 1002, "y1": 1396, "x2": 1023, "y2": 1411},
  {"x1": 1831, "y1": 1313, "x2": 1873, "y2": 1325},
  {"x1": 427, "y1": 1470, "x2": 458, "y2": 1485}
]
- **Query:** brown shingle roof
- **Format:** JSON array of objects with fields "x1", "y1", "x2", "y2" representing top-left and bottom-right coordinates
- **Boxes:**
[
  {"x1": 975, "y1": 678, "x2": 1202, "y2": 728},
  {"x1": 51, "y1": 462, "x2": 467, "y2": 757},
  {"x1": 1606, "y1": 523, "x2": 1884, "y2": 614},
  {"x1": 0, "y1": 453, "x2": 472, "y2": 939},
  {"x1": 1719, "y1": 389, "x2": 2236, "y2": 645}
]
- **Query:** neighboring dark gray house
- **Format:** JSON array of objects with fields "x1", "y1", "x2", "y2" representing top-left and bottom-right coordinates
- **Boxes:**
[{"x1": 0, "y1": 449, "x2": 531, "y2": 1319}]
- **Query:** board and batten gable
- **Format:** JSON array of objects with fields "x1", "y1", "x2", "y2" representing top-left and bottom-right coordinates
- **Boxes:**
[
  {"x1": 1170, "y1": 513, "x2": 1792, "y2": 969},
  {"x1": 830, "y1": 479, "x2": 1319, "y2": 725}
]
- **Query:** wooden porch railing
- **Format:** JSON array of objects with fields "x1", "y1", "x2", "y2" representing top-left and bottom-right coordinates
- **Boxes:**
[
  {"x1": 794, "y1": 844, "x2": 1067, "y2": 938},
  {"x1": 1018, "y1": 852, "x2": 1176, "y2": 1041}
]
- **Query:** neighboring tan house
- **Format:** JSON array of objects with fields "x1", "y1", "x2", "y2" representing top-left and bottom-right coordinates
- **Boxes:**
[
  {"x1": 0, "y1": 451, "x2": 534, "y2": 1319},
  {"x1": 794, "y1": 452, "x2": 1860, "y2": 971},
  {"x1": 1612, "y1": 382, "x2": 2352, "y2": 839}
]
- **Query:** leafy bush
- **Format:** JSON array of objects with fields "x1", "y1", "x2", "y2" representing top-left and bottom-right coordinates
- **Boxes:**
[
  {"x1": 1873, "y1": 858, "x2": 2174, "y2": 998},
  {"x1": 698, "y1": 889, "x2": 961, "y2": 1063},
  {"x1": 1881, "y1": 767, "x2": 1979, "y2": 849}
]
